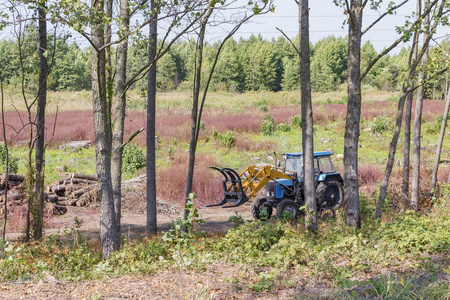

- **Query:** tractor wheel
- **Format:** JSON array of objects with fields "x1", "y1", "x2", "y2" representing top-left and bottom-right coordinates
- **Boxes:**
[
  {"x1": 251, "y1": 198, "x2": 273, "y2": 220},
  {"x1": 276, "y1": 199, "x2": 299, "y2": 221},
  {"x1": 316, "y1": 179, "x2": 343, "y2": 211}
]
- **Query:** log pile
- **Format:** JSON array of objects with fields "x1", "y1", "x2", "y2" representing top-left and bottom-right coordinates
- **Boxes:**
[
  {"x1": 46, "y1": 172, "x2": 99, "y2": 208},
  {"x1": 0, "y1": 172, "x2": 99, "y2": 216}
]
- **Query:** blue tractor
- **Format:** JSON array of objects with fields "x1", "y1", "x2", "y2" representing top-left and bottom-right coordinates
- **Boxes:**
[{"x1": 207, "y1": 151, "x2": 344, "y2": 220}]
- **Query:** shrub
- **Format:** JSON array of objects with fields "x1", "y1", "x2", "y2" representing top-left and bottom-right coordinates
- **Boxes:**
[
  {"x1": 291, "y1": 115, "x2": 302, "y2": 128},
  {"x1": 276, "y1": 123, "x2": 291, "y2": 132},
  {"x1": 220, "y1": 131, "x2": 235, "y2": 148},
  {"x1": 262, "y1": 120, "x2": 274, "y2": 136},
  {"x1": 263, "y1": 114, "x2": 274, "y2": 123},
  {"x1": 122, "y1": 143, "x2": 146, "y2": 173},
  {"x1": 212, "y1": 130, "x2": 236, "y2": 148},
  {"x1": 0, "y1": 142, "x2": 18, "y2": 174},
  {"x1": 371, "y1": 116, "x2": 391, "y2": 133}
]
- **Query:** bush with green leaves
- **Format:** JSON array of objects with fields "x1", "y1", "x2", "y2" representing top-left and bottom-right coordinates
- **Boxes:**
[
  {"x1": 122, "y1": 143, "x2": 146, "y2": 173},
  {"x1": 212, "y1": 130, "x2": 235, "y2": 148},
  {"x1": 291, "y1": 115, "x2": 302, "y2": 128},
  {"x1": 371, "y1": 116, "x2": 391, "y2": 134},
  {"x1": 276, "y1": 123, "x2": 291, "y2": 132},
  {"x1": 0, "y1": 142, "x2": 18, "y2": 174},
  {"x1": 262, "y1": 116, "x2": 274, "y2": 136}
]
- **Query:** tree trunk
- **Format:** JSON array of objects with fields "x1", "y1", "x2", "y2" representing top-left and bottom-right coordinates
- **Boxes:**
[
  {"x1": 1, "y1": 81, "x2": 8, "y2": 241},
  {"x1": 146, "y1": 0, "x2": 158, "y2": 234},
  {"x1": 411, "y1": 0, "x2": 430, "y2": 211},
  {"x1": 299, "y1": 0, "x2": 317, "y2": 231},
  {"x1": 111, "y1": 0, "x2": 130, "y2": 245},
  {"x1": 184, "y1": 9, "x2": 213, "y2": 215},
  {"x1": 375, "y1": 90, "x2": 408, "y2": 219},
  {"x1": 402, "y1": 14, "x2": 420, "y2": 197},
  {"x1": 91, "y1": 0, "x2": 118, "y2": 258},
  {"x1": 431, "y1": 84, "x2": 450, "y2": 190},
  {"x1": 402, "y1": 88, "x2": 413, "y2": 196},
  {"x1": 344, "y1": 0, "x2": 363, "y2": 228},
  {"x1": 33, "y1": 4, "x2": 48, "y2": 241}
]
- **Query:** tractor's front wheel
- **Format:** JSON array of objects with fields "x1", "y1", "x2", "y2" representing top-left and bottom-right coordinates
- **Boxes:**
[
  {"x1": 251, "y1": 198, "x2": 273, "y2": 220},
  {"x1": 276, "y1": 199, "x2": 300, "y2": 221},
  {"x1": 316, "y1": 179, "x2": 343, "y2": 211}
]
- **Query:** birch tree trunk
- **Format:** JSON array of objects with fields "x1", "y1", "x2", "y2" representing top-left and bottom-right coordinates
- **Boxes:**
[
  {"x1": 344, "y1": 0, "x2": 363, "y2": 228},
  {"x1": 299, "y1": 0, "x2": 317, "y2": 231},
  {"x1": 146, "y1": 0, "x2": 158, "y2": 234}
]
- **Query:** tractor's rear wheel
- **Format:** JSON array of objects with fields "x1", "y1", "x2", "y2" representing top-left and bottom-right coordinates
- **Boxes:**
[
  {"x1": 251, "y1": 198, "x2": 273, "y2": 220},
  {"x1": 276, "y1": 199, "x2": 299, "y2": 221},
  {"x1": 316, "y1": 179, "x2": 343, "y2": 211}
]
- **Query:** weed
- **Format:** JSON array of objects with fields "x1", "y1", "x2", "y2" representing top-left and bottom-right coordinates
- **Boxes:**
[
  {"x1": 291, "y1": 115, "x2": 302, "y2": 128},
  {"x1": 276, "y1": 123, "x2": 291, "y2": 132},
  {"x1": 122, "y1": 144, "x2": 146, "y2": 173},
  {"x1": 262, "y1": 120, "x2": 274, "y2": 136}
]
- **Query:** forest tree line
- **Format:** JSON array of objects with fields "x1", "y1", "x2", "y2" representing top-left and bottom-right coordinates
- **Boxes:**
[{"x1": 1, "y1": 24, "x2": 449, "y2": 98}]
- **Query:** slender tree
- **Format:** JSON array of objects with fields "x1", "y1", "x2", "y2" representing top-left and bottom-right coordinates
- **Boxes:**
[
  {"x1": 146, "y1": 0, "x2": 158, "y2": 234},
  {"x1": 431, "y1": 84, "x2": 450, "y2": 190},
  {"x1": 402, "y1": 9, "x2": 420, "y2": 197},
  {"x1": 33, "y1": 1, "x2": 48, "y2": 241},
  {"x1": 376, "y1": 0, "x2": 446, "y2": 218},
  {"x1": 299, "y1": 0, "x2": 317, "y2": 231},
  {"x1": 411, "y1": 0, "x2": 431, "y2": 211}
]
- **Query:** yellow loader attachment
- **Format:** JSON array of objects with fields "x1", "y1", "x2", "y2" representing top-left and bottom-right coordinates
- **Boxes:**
[{"x1": 206, "y1": 165, "x2": 295, "y2": 208}]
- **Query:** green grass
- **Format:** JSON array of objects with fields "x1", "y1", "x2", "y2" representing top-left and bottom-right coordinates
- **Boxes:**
[{"x1": 1, "y1": 200, "x2": 449, "y2": 298}]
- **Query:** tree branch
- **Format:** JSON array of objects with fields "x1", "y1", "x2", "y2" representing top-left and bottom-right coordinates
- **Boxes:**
[{"x1": 362, "y1": 0, "x2": 409, "y2": 35}]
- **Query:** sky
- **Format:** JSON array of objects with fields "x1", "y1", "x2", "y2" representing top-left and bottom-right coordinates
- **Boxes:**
[
  {"x1": 204, "y1": 0, "x2": 450, "y2": 53},
  {"x1": 1, "y1": 0, "x2": 449, "y2": 53}
]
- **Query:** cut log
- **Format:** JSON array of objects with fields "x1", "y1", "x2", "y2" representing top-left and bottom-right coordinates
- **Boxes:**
[
  {"x1": 70, "y1": 178, "x2": 98, "y2": 185},
  {"x1": 48, "y1": 194, "x2": 59, "y2": 203},
  {"x1": 52, "y1": 185, "x2": 66, "y2": 193},
  {"x1": 58, "y1": 198, "x2": 78, "y2": 206},
  {"x1": 71, "y1": 189, "x2": 85, "y2": 198},
  {"x1": 0, "y1": 174, "x2": 25, "y2": 182},
  {"x1": 71, "y1": 172, "x2": 98, "y2": 181}
]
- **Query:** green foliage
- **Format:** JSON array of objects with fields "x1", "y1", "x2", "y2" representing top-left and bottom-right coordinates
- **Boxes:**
[
  {"x1": 0, "y1": 142, "x2": 18, "y2": 174},
  {"x1": 162, "y1": 197, "x2": 206, "y2": 246},
  {"x1": 212, "y1": 130, "x2": 235, "y2": 148},
  {"x1": 122, "y1": 144, "x2": 146, "y2": 173},
  {"x1": 291, "y1": 115, "x2": 302, "y2": 128},
  {"x1": 276, "y1": 123, "x2": 291, "y2": 132},
  {"x1": 425, "y1": 113, "x2": 449, "y2": 134},
  {"x1": 371, "y1": 116, "x2": 391, "y2": 133},
  {"x1": 262, "y1": 120, "x2": 274, "y2": 136}
]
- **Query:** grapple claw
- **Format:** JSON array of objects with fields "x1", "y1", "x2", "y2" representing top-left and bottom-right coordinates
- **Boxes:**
[{"x1": 205, "y1": 167, "x2": 249, "y2": 208}]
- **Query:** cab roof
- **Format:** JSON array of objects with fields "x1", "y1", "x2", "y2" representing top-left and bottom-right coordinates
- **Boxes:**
[{"x1": 283, "y1": 151, "x2": 333, "y2": 158}]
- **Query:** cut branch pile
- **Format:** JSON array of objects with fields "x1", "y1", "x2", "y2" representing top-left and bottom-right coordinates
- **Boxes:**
[{"x1": 0, "y1": 172, "x2": 99, "y2": 216}]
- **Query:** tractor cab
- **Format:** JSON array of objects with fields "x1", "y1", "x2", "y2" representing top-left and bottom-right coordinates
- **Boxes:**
[{"x1": 282, "y1": 151, "x2": 337, "y2": 180}]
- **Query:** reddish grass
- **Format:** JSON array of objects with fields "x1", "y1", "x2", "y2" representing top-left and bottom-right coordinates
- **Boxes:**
[
  {"x1": 358, "y1": 165, "x2": 382, "y2": 185},
  {"x1": 157, "y1": 152, "x2": 223, "y2": 207},
  {"x1": 2, "y1": 201, "x2": 56, "y2": 234},
  {"x1": 2, "y1": 99, "x2": 441, "y2": 146}
]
